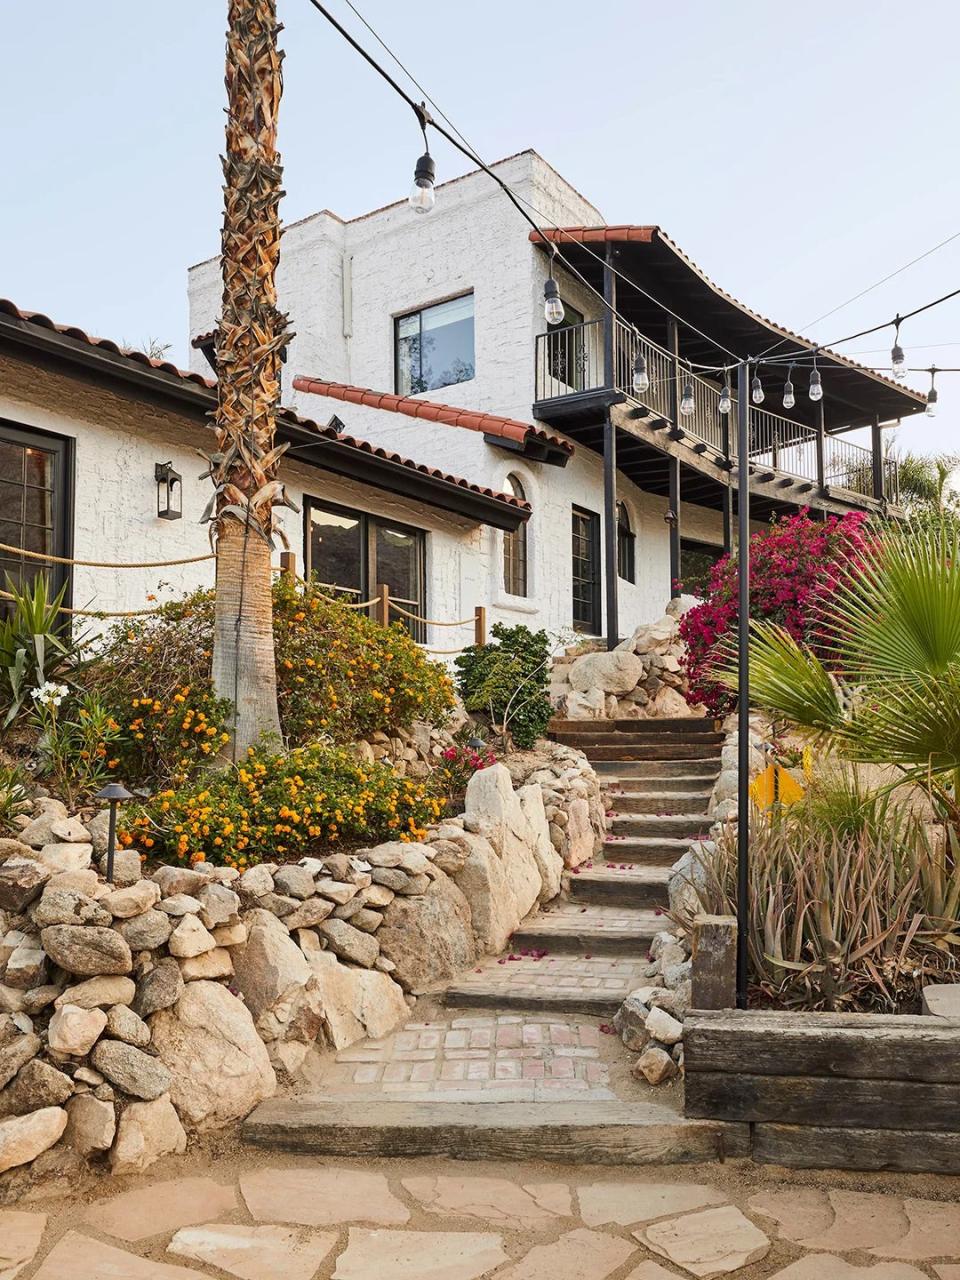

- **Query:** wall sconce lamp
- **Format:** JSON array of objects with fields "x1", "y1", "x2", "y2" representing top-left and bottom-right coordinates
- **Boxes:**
[
  {"x1": 155, "y1": 461, "x2": 182, "y2": 520},
  {"x1": 663, "y1": 509, "x2": 679, "y2": 527}
]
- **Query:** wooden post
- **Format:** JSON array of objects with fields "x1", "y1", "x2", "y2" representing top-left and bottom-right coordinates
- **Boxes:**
[
  {"x1": 815, "y1": 398, "x2": 826, "y2": 495},
  {"x1": 691, "y1": 913, "x2": 738, "y2": 1010},
  {"x1": 377, "y1": 583, "x2": 389, "y2": 628},
  {"x1": 473, "y1": 604, "x2": 487, "y2": 647},
  {"x1": 279, "y1": 551, "x2": 296, "y2": 581}
]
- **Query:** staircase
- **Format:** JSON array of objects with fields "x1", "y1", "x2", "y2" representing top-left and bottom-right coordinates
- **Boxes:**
[{"x1": 442, "y1": 717, "x2": 722, "y2": 1017}]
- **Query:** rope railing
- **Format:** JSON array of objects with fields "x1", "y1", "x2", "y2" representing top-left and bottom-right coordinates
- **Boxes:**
[
  {"x1": 0, "y1": 542, "x2": 215, "y2": 570},
  {"x1": 388, "y1": 601, "x2": 476, "y2": 628},
  {"x1": 0, "y1": 589, "x2": 171, "y2": 619}
]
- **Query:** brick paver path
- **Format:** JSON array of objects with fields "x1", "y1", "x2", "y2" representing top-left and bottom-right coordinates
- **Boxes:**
[{"x1": 10, "y1": 1157, "x2": 960, "y2": 1278}]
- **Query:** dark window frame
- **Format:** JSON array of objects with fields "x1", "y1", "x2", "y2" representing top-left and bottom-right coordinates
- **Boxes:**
[
  {"x1": 680, "y1": 537, "x2": 724, "y2": 598},
  {"x1": 0, "y1": 419, "x2": 74, "y2": 614},
  {"x1": 502, "y1": 474, "x2": 528, "y2": 598},
  {"x1": 302, "y1": 496, "x2": 427, "y2": 640},
  {"x1": 394, "y1": 292, "x2": 476, "y2": 396},
  {"x1": 616, "y1": 501, "x2": 635, "y2": 583},
  {"x1": 571, "y1": 504, "x2": 601, "y2": 634}
]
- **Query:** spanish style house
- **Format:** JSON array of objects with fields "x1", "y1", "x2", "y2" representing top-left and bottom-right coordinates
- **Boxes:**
[{"x1": 188, "y1": 150, "x2": 926, "y2": 649}]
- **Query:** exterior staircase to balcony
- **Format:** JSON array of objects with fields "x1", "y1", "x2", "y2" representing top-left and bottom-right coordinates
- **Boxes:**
[{"x1": 442, "y1": 717, "x2": 721, "y2": 1017}]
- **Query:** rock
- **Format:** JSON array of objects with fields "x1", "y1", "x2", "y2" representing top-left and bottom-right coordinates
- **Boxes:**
[
  {"x1": 272, "y1": 865, "x2": 315, "y2": 900},
  {"x1": 64, "y1": 1092, "x2": 115, "y2": 1156},
  {"x1": 283, "y1": 897, "x2": 334, "y2": 930},
  {"x1": 49, "y1": 817, "x2": 90, "y2": 843},
  {"x1": 317, "y1": 919, "x2": 379, "y2": 968},
  {"x1": 238, "y1": 865, "x2": 274, "y2": 898},
  {"x1": 196, "y1": 882, "x2": 240, "y2": 929},
  {"x1": 395, "y1": 845, "x2": 433, "y2": 875},
  {"x1": 46, "y1": 867, "x2": 102, "y2": 897},
  {"x1": 259, "y1": 892, "x2": 300, "y2": 918},
  {"x1": 350, "y1": 908, "x2": 383, "y2": 933},
  {"x1": 118, "y1": 908, "x2": 174, "y2": 951},
  {"x1": 362, "y1": 845, "x2": 404, "y2": 869},
  {"x1": 90, "y1": 1040, "x2": 171, "y2": 1101},
  {"x1": 922, "y1": 983, "x2": 960, "y2": 1018},
  {"x1": 103, "y1": 880, "x2": 160, "y2": 918},
  {"x1": 158, "y1": 894, "x2": 202, "y2": 917},
  {"x1": 231, "y1": 909, "x2": 323, "y2": 1047},
  {"x1": 151, "y1": 865, "x2": 208, "y2": 897},
  {"x1": 394, "y1": 873, "x2": 429, "y2": 896},
  {"x1": 56, "y1": 974, "x2": 136, "y2": 1010},
  {"x1": 4, "y1": 940, "x2": 47, "y2": 990},
  {"x1": 22, "y1": 985, "x2": 62, "y2": 1015},
  {"x1": 569, "y1": 649, "x2": 644, "y2": 695},
  {"x1": 131, "y1": 959, "x2": 183, "y2": 1019},
  {"x1": 0, "y1": 1017, "x2": 40, "y2": 1089},
  {"x1": 306, "y1": 950, "x2": 408, "y2": 1049},
  {"x1": 563, "y1": 797, "x2": 596, "y2": 867},
  {"x1": 105, "y1": 1003, "x2": 151, "y2": 1047},
  {"x1": 633, "y1": 1046, "x2": 678, "y2": 1085},
  {"x1": 110, "y1": 1093, "x2": 186, "y2": 1175},
  {"x1": 0, "y1": 859, "x2": 51, "y2": 912},
  {"x1": 378, "y1": 876, "x2": 476, "y2": 991},
  {"x1": 102, "y1": 849, "x2": 143, "y2": 887},
  {"x1": 17, "y1": 801, "x2": 68, "y2": 848},
  {"x1": 240, "y1": 1166, "x2": 411, "y2": 1227},
  {"x1": 322, "y1": 853, "x2": 352, "y2": 881},
  {"x1": 0, "y1": 1058, "x2": 73, "y2": 1114},
  {"x1": 167, "y1": 1223, "x2": 337, "y2": 1280},
  {"x1": 48, "y1": 1003, "x2": 108, "y2": 1055},
  {"x1": 211, "y1": 920, "x2": 247, "y2": 947},
  {"x1": 36, "y1": 843, "x2": 93, "y2": 874},
  {"x1": 361, "y1": 883, "x2": 395, "y2": 909},
  {"x1": 314, "y1": 878, "x2": 359, "y2": 906},
  {"x1": 86, "y1": 809, "x2": 111, "y2": 854},
  {"x1": 0, "y1": 1106, "x2": 67, "y2": 1173},
  {"x1": 331, "y1": 1227, "x2": 506, "y2": 1279},
  {"x1": 370, "y1": 868, "x2": 410, "y2": 893},
  {"x1": 168, "y1": 915, "x2": 216, "y2": 958},
  {"x1": 462, "y1": 766, "x2": 542, "y2": 945},
  {"x1": 178, "y1": 947, "x2": 234, "y2": 981},
  {"x1": 614, "y1": 989, "x2": 661, "y2": 1051},
  {"x1": 0, "y1": 986, "x2": 27, "y2": 1015},
  {"x1": 150, "y1": 981, "x2": 276, "y2": 1130},
  {"x1": 0, "y1": 837, "x2": 34, "y2": 862},
  {"x1": 638, "y1": 1205, "x2": 770, "y2": 1276},
  {"x1": 518, "y1": 784, "x2": 563, "y2": 902},
  {"x1": 30, "y1": 885, "x2": 111, "y2": 928},
  {"x1": 645, "y1": 1005, "x2": 683, "y2": 1046},
  {"x1": 40, "y1": 925, "x2": 132, "y2": 977},
  {"x1": 565, "y1": 688, "x2": 606, "y2": 719}
]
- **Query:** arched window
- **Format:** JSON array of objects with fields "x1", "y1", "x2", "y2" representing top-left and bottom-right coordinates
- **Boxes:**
[
  {"x1": 617, "y1": 501, "x2": 635, "y2": 583},
  {"x1": 503, "y1": 475, "x2": 529, "y2": 597}
]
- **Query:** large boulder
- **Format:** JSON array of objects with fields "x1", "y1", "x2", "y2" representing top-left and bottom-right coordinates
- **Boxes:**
[
  {"x1": 377, "y1": 875, "x2": 476, "y2": 991},
  {"x1": 149, "y1": 980, "x2": 276, "y2": 1131},
  {"x1": 464, "y1": 766, "x2": 542, "y2": 918},
  {"x1": 568, "y1": 649, "x2": 644, "y2": 695},
  {"x1": 0, "y1": 1106, "x2": 67, "y2": 1173},
  {"x1": 306, "y1": 950, "x2": 408, "y2": 1049},
  {"x1": 40, "y1": 925, "x2": 132, "y2": 977},
  {"x1": 231, "y1": 909, "x2": 324, "y2": 1048},
  {"x1": 517, "y1": 784, "x2": 563, "y2": 903}
]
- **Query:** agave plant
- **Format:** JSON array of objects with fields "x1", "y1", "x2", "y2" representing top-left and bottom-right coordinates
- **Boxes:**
[
  {"x1": 0, "y1": 574, "x2": 82, "y2": 730},
  {"x1": 726, "y1": 519, "x2": 960, "y2": 826}
]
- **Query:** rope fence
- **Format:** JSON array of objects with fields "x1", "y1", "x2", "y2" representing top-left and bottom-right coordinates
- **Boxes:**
[{"x1": 0, "y1": 541, "x2": 215, "y2": 570}]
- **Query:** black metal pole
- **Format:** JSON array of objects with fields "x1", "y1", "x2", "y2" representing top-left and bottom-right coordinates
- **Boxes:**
[
  {"x1": 721, "y1": 409, "x2": 733, "y2": 554},
  {"x1": 667, "y1": 319, "x2": 682, "y2": 596},
  {"x1": 602, "y1": 245, "x2": 619, "y2": 649},
  {"x1": 736, "y1": 360, "x2": 751, "y2": 1010},
  {"x1": 105, "y1": 799, "x2": 118, "y2": 884}
]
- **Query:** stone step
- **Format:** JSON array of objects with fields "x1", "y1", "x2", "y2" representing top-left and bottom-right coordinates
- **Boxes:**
[
  {"x1": 609, "y1": 812, "x2": 713, "y2": 838},
  {"x1": 612, "y1": 790, "x2": 713, "y2": 815},
  {"x1": 594, "y1": 760, "x2": 721, "y2": 780},
  {"x1": 569, "y1": 864, "x2": 671, "y2": 906},
  {"x1": 442, "y1": 954, "x2": 651, "y2": 1015},
  {"x1": 601, "y1": 835, "x2": 694, "y2": 866},
  {"x1": 551, "y1": 718, "x2": 719, "y2": 735},
  {"x1": 242, "y1": 1097, "x2": 749, "y2": 1167},
  {"x1": 511, "y1": 904, "x2": 661, "y2": 955}
]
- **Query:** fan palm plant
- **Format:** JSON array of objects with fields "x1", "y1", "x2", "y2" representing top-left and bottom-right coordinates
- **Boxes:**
[
  {"x1": 206, "y1": 0, "x2": 296, "y2": 758},
  {"x1": 730, "y1": 519, "x2": 960, "y2": 825}
]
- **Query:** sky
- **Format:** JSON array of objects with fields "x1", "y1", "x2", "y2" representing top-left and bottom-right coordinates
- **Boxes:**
[{"x1": 3, "y1": 0, "x2": 959, "y2": 455}]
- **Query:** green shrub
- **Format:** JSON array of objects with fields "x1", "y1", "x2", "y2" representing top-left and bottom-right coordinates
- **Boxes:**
[
  {"x1": 121, "y1": 741, "x2": 445, "y2": 867},
  {"x1": 0, "y1": 575, "x2": 84, "y2": 730},
  {"x1": 85, "y1": 579, "x2": 454, "y2": 785},
  {"x1": 455, "y1": 623, "x2": 553, "y2": 750}
]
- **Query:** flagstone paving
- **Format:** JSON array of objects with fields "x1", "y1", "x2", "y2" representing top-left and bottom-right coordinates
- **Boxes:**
[{"x1": 7, "y1": 1153, "x2": 960, "y2": 1279}]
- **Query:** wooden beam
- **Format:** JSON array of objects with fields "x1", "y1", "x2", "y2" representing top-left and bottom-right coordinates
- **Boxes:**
[{"x1": 754, "y1": 1124, "x2": 960, "y2": 1174}]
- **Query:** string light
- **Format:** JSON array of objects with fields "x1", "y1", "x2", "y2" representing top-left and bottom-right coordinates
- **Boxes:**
[
  {"x1": 782, "y1": 365, "x2": 796, "y2": 410},
  {"x1": 408, "y1": 109, "x2": 436, "y2": 214},
  {"x1": 927, "y1": 367, "x2": 939, "y2": 417},
  {"x1": 751, "y1": 373, "x2": 764, "y2": 405},
  {"x1": 543, "y1": 254, "x2": 564, "y2": 325},
  {"x1": 718, "y1": 375, "x2": 732, "y2": 415},
  {"x1": 890, "y1": 319, "x2": 907, "y2": 381},
  {"x1": 632, "y1": 345, "x2": 650, "y2": 395},
  {"x1": 809, "y1": 354, "x2": 823, "y2": 402},
  {"x1": 680, "y1": 370, "x2": 696, "y2": 416}
]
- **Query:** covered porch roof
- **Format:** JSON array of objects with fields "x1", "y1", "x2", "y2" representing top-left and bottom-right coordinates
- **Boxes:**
[{"x1": 530, "y1": 226, "x2": 928, "y2": 432}]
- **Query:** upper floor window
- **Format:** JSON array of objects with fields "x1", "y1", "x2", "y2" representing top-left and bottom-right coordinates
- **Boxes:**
[
  {"x1": 0, "y1": 422, "x2": 71, "y2": 616},
  {"x1": 616, "y1": 501, "x2": 635, "y2": 583},
  {"x1": 502, "y1": 475, "x2": 528, "y2": 598},
  {"x1": 395, "y1": 294, "x2": 475, "y2": 395}
]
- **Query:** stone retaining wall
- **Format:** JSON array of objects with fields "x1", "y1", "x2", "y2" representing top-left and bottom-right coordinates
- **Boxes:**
[{"x1": 0, "y1": 744, "x2": 602, "y2": 1195}]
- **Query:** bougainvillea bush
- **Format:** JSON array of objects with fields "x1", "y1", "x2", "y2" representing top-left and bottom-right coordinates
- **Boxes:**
[
  {"x1": 679, "y1": 510, "x2": 869, "y2": 716},
  {"x1": 121, "y1": 742, "x2": 446, "y2": 868},
  {"x1": 85, "y1": 578, "x2": 454, "y2": 785}
]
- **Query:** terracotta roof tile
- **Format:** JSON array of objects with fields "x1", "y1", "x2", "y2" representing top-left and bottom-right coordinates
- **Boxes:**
[{"x1": 292, "y1": 376, "x2": 574, "y2": 456}]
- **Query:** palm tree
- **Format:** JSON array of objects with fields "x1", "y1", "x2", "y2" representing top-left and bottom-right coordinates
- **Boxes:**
[
  {"x1": 735, "y1": 519, "x2": 960, "y2": 828},
  {"x1": 206, "y1": 0, "x2": 295, "y2": 757},
  {"x1": 894, "y1": 449, "x2": 959, "y2": 515}
]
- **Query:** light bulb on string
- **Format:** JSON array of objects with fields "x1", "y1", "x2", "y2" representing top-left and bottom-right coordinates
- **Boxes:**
[
  {"x1": 891, "y1": 320, "x2": 906, "y2": 381},
  {"x1": 408, "y1": 144, "x2": 436, "y2": 214},
  {"x1": 680, "y1": 370, "x2": 696, "y2": 417},
  {"x1": 718, "y1": 374, "x2": 731, "y2": 415},
  {"x1": 809, "y1": 356, "x2": 823, "y2": 403},
  {"x1": 751, "y1": 374, "x2": 765, "y2": 405},
  {"x1": 783, "y1": 365, "x2": 796, "y2": 411},
  {"x1": 927, "y1": 367, "x2": 939, "y2": 418},
  {"x1": 632, "y1": 344, "x2": 650, "y2": 395},
  {"x1": 543, "y1": 274, "x2": 564, "y2": 326}
]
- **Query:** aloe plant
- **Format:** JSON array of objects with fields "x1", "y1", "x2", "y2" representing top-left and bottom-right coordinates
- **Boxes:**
[{"x1": 0, "y1": 575, "x2": 81, "y2": 730}]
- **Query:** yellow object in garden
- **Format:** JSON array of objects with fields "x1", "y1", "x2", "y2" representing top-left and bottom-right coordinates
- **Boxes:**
[
  {"x1": 801, "y1": 745, "x2": 814, "y2": 781},
  {"x1": 751, "y1": 763, "x2": 805, "y2": 809}
]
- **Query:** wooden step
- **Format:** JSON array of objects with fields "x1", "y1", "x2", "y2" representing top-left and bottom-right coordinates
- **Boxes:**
[
  {"x1": 600, "y1": 835, "x2": 695, "y2": 866},
  {"x1": 554, "y1": 732, "x2": 725, "y2": 750},
  {"x1": 511, "y1": 904, "x2": 661, "y2": 955},
  {"x1": 243, "y1": 1097, "x2": 749, "y2": 1167},
  {"x1": 585, "y1": 744, "x2": 723, "y2": 762},
  {"x1": 551, "y1": 718, "x2": 719, "y2": 734},
  {"x1": 594, "y1": 760, "x2": 721, "y2": 780},
  {"x1": 612, "y1": 790, "x2": 713, "y2": 815},
  {"x1": 569, "y1": 864, "x2": 671, "y2": 906},
  {"x1": 442, "y1": 954, "x2": 651, "y2": 1016},
  {"x1": 609, "y1": 813, "x2": 713, "y2": 838}
]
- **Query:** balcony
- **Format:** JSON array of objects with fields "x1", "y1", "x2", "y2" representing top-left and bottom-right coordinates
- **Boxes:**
[{"x1": 534, "y1": 319, "x2": 898, "y2": 504}]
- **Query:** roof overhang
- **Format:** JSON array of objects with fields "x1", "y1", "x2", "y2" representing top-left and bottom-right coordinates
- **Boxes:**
[{"x1": 530, "y1": 226, "x2": 927, "y2": 432}]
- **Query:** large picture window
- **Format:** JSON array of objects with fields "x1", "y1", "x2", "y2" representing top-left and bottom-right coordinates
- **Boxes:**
[
  {"x1": 305, "y1": 498, "x2": 426, "y2": 640},
  {"x1": 680, "y1": 538, "x2": 724, "y2": 598},
  {"x1": 395, "y1": 294, "x2": 475, "y2": 395},
  {"x1": 502, "y1": 475, "x2": 528, "y2": 597},
  {"x1": 571, "y1": 505, "x2": 601, "y2": 634},
  {"x1": 0, "y1": 422, "x2": 71, "y2": 614}
]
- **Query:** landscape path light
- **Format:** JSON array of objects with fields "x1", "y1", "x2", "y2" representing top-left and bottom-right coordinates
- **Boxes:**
[{"x1": 95, "y1": 782, "x2": 134, "y2": 883}]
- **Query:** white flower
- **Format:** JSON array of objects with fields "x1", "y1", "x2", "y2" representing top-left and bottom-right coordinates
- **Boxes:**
[{"x1": 33, "y1": 681, "x2": 69, "y2": 709}]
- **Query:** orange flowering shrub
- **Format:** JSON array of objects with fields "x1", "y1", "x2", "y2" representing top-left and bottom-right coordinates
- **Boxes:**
[
  {"x1": 86, "y1": 581, "x2": 453, "y2": 786},
  {"x1": 121, "y1": 742, "x2": 444, "y2": 867}
]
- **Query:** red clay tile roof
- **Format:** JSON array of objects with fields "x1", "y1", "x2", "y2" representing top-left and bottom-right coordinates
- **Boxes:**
[
  {"x1": 0, "y1": 298, "x2": 529, "y2": 519},
  {"x1": 292, "y1": 376, "x2": 574, "y2": 457},
  {"x1": 531, "y1": 226, "x2": 656, "y2": 245}
]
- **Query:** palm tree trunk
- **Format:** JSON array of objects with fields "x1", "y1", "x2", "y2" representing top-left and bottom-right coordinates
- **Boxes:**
[{"x1": 211, "y1": 0, "x2": 290, "y2": 758}]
